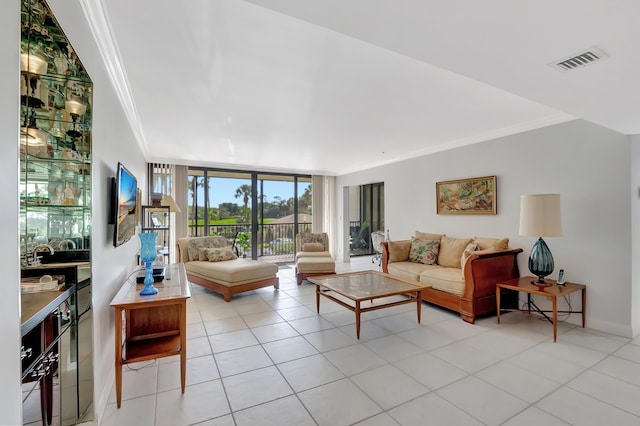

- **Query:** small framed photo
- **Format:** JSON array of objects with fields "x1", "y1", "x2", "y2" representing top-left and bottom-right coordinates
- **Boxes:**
[{"x1": 436, "y1": 175, "x2": 497, "y2": 215}]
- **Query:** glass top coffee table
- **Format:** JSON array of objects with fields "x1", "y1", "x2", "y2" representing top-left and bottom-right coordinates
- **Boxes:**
[{"x1": 308, "y1": 271, "x2": 431, "y2": 339}]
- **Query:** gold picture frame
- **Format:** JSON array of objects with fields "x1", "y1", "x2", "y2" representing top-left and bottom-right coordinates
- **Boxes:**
[{"x1": 436, "y1": 175, "x2": 497, "y2": 215}]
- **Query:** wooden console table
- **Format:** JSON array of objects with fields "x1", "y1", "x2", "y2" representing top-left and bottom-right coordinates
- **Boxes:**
[
  {"x1": 496, "y1": 276, "x2": 586, "y2": 342},
  {"x1": 110, "y1": 263, "x2": 190, "y2": 408}
]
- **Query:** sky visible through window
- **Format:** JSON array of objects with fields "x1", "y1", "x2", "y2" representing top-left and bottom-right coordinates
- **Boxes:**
[{"x1": 199, "y1": 178, "x2": 306, "y2": 208}]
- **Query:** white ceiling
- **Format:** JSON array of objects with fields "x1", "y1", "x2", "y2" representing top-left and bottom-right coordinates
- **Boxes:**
[{"x1": 86, "y1": 0, "x2": 639, "y2": 175}]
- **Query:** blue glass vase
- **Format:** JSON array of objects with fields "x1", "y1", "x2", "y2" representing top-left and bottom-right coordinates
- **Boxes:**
[{"x1": 139, "y1": 232, "x2": 159, "y2": 295}]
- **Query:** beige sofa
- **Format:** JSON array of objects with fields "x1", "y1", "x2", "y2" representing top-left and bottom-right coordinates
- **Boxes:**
[
  {"x1": 381, "y1": 232, "x2": 522, "y2": 323},
  {"x1": 177, "y1": 236, "x2": 279, "y2": 301}
]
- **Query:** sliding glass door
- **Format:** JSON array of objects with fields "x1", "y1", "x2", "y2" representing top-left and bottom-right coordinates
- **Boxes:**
[
  {"x1": 349, "y1": 182, "x2": 384, "y2": 256},
  {"x1": 188, "y1": 168, "x2": 311, "y2": 261}
]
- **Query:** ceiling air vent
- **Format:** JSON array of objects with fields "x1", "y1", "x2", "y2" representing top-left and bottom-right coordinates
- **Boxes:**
[{"x1": 550, "y1": 47, "x2": 608, "y2": 72}]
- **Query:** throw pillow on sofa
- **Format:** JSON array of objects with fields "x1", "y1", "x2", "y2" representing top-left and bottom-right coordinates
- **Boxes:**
[
  {"x1": 438, "y1": 236, "x2": 473, "y2": 268},
  {"x1": 460, "y1": 242, "x2": 479, "y2": 277},
  {"x1": 388, "y1": 240, "x2": 411, "y2": 263},
  {"x1": 408, "y1": 238, "x2": 440, "y2": 265},
  {"x1": 187, "y1": 236, "x2": 228, "y2": 261},
  {"x1": 203, "y1": 247, "x2": 237, "y2": 262}
]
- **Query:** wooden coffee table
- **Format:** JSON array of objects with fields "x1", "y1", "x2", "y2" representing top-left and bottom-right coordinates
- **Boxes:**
[{"x1": 309, "y1": 271, "x2": 430, "y2": 339}]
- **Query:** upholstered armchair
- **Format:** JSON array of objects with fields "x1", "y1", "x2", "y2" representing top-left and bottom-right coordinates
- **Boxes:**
[{"x1": 294, "y1": 232, "x2": 335, "y2": 284}]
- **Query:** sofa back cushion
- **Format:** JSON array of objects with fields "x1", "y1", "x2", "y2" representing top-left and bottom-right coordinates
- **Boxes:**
[
  {"x1": 296, "y1": 233, "x2": 329, "y2": 251},
  {"x1": 302, "y1": 242, "x2": 325, "y2": 252},
  {"x1": 438, "y1": 236, "x2": 473, "y2": 268},
  {"x1": 408, "y1": 238, "x2": 440, "y2": 265},
  {"x1": 474, "y1": 237, "x2": 509, "y2": 250},
  {"x1": 414, "y1": 231, "x2": 444, "y2": 242},
  {"x1": 388, "y1": 240, "x2": 411, "y2": 263}
]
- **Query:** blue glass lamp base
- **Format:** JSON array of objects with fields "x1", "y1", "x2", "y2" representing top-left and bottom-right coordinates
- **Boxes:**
[
  {"x1": 528, "y1": 237, "x2": 554, "y2": 285},
  {"x1": 140, "y1": 261, "x2": 159, "y2": 295},
  {"x1": 139, "y1": 232, "x2": 159, "y2": 295}
]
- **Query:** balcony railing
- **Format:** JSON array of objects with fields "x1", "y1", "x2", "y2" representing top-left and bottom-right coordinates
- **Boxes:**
[{"x1": 187, "y1": 222, "x2": 312, "y2": 258}]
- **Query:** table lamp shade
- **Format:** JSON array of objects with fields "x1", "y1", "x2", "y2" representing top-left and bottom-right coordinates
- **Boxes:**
[
  {"x1": 161, "y1": 195, "x2": 182, "y2": 213},
  {"x1": 519, "y1": 194, "x2": 562, "y2": 284},
  {"x1": 519, "y1": 194, "x2": 562, "y2": 237}
]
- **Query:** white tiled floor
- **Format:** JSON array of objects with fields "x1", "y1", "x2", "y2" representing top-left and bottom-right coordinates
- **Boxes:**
[{"x1": 97, "y1": 258, "x2": 640, "y2": 426}]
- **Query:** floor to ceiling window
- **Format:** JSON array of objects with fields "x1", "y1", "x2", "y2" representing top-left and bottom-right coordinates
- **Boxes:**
[{"x1": 188, "y1": 168, "x2": 311, "y2": 261}]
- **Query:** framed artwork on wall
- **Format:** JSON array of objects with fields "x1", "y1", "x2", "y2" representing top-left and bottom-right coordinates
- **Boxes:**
[{"x1": 436, "y1": 175, "x2": 497, "y2": 215}]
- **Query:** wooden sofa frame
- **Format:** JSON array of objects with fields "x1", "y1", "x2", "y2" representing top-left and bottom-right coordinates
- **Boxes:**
[
  {"x1": 176, "y1": 244, "x2": 279, "y2": 302},
  {"x1": 381, "y1": 242, "x2": 522, "y2": 323}
]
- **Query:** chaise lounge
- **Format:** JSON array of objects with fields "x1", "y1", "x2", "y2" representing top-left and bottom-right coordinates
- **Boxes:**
[
  {"x1": 177, "y1": 236, "x2": 279, "y2": 301},
  {"x1": 295, "y1": 232, "x2": 336, "y2": 285}
]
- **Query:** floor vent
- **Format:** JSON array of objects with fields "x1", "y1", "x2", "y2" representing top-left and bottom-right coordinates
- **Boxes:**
[{"x1": 550, "y1": 47, "x2": 608, "y2": 72}]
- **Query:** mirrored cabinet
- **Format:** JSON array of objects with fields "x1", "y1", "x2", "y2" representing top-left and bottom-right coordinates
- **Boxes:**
[{"x1": 19, "y1": 0, "x2": 93, "y2": 424}]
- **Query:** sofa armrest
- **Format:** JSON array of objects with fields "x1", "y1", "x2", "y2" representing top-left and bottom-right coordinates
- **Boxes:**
[
  {"x1": 381, "y1": 242, "x2": 391, "y2": 273},
  {"x1": 462, "y1": 248, "x2": 523, "y2": 300}
]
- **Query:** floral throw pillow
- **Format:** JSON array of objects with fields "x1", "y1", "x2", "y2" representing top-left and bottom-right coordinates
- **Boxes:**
[
  {"x1": 204, "y1": 247, "x2": 237, "y2": 262},
  {"x1": 408, "y1": 238, "x2": 440, "y2": 265}
]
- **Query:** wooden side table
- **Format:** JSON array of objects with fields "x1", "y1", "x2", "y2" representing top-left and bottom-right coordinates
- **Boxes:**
[
  {"x1": 110, "y1": 263, "x2": 190, "y2": 408},
  {"x1": 496, "y1": 276, "x2": 586, "y2": 342}
]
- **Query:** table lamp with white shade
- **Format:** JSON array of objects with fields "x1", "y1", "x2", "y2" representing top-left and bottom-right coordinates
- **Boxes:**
[{"x1": 519, "y1": 194, "x2": 562, "y2": 285}]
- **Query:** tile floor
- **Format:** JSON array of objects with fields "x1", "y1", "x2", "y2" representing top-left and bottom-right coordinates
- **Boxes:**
[{"x1": 94, "y1": 257, "x2": 640, "y2": 426}]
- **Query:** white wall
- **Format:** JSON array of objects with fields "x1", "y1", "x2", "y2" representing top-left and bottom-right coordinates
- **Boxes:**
[
  {"x1": 0, "y1": 1, "x2": 23, "y2": 424},
  {"x1": 336, "y1": 120, "x2": 634, "y2": 337},
  {"x1": 630, "y1": 135, "x2": 640, "y2": 336},
  {"x1": 47, "y1": 1, "x2": 148, "y2": 421},
  {"x1": 0, "y1": 1, "x2": 148, "y2": 423}
]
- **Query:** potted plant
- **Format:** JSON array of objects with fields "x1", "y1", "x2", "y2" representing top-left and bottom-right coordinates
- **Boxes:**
[{"x1": 236, "y1": 232, "x2": 250, "y2": 257}]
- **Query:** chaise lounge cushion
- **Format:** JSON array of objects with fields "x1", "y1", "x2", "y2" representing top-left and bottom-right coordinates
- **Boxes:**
[
  {"x1": 295, "y1": 257, "x2": 336, "y2": 274},
  {"x1": 296, "y1": 250, "x2": 332, "y2": 260},
  {"x1": 185, "y1": 259, "x2": 278, "y2": 286}
]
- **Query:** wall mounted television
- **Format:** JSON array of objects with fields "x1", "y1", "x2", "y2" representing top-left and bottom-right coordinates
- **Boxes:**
[{"x1": 113, "y1": 162, "x2": 138, "y2": 247}]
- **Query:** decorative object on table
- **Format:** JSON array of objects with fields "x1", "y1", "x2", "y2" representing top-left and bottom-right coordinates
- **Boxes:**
[
  {"x1": 519, "y1": 194, "x2": 562, "y2": 285},
  {"x1": 436, "y1": 176, "x2": 497, "y2": 215},
  {"x1": 138, "y1": 232, "x2": 159, "y2": 295}
]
